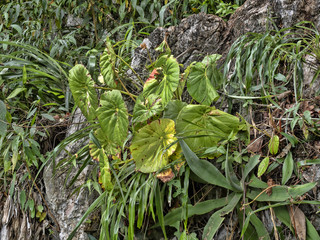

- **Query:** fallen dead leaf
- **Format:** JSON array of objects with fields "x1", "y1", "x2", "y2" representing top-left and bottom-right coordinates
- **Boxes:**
[
  {"x1": 276, "y1": 143, "x2": 292, "y2": 159},
  {"x1": 266, "y1": 178, "x2": 275, "y2": 196},
  {"x1": 289, "y1": 205, "x2": 306, "y2": 240},
  {"x1": 277, "y1": 90, "x2": 291, "y2": 100},
  {"x1": 156, "y1": 168, "x2": 175, "y2": 183},
  {"x1": 247, "y1": 137, "x2": 263, "y2": 153},
  {"x1": 156, "y1": 161, "x2": 184, "y2": 183}
]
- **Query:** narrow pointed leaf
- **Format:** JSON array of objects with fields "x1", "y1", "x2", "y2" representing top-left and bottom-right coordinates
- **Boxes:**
[
  {"x1": 288, "y1": 182, "x2": 316, "y2": 199},
  {"x1": 203, "y1": 193, "x2": 242, "y2": 240},
  {"x1": 245, "y1": 206, "x2": 270, "y2": 240},
  {"x1": 225, "y1": 155, "x2": 242, "y2": 191},
  {"x1": 282, "y1": 151, "x2": 294, "y2": 185},
  {"x1": 180, "y1": 140, "x2": 233, "y2": 190},
  {"x1": 159, "y1": 197, "x2": 229, "y2": 227},
  {"x1": 247, "y1": 182, "x2": 316, "y2": 202},
  {"x1": 0, "y1": 100, "x2": 7, "y2": 136},
  {"x1": 242, "y1": 154, "x2": 260, "y2": 181},
  {"x1": 7, "y1": 87, "x2": 26, "y2": 99}
]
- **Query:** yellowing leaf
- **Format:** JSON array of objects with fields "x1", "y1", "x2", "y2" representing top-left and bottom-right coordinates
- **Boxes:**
[
  {"x1": 257, "y1": 157, "x2": 269, "y2": 177},
  {"x1": 130, "y1": 119, "x2": 178, "y2": 173},
  {"x1": 96, "y1": 149, "x2": 113, "y2": 191},
  {"x1": 268, "y1": 135, "x2": 279, "y2": 155},
  {"x1": 89, "y1": 129, "x2": 119, "y2": 159},
  {"x1": 133, "y1": 94, "x2": 163, "y2": 124}
]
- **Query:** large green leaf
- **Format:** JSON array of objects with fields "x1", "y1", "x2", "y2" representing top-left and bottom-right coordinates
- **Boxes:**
[
  {"x1": 143, "y1": 55, "x2": 180, "y2": 106},
  {"x1": 97, "y1": 90, "x2": 129, "y2": 146},
  {"x1": 176, "y1": 105, "x2": 240, "y2": 153},
  {"x1": 132, "y1": 94, "x2": 163, "y2": 124},
  {"x1": 130, "y1": 118, "x2": 178, "y2": 173},
  {"x1": 180, "y1": 140, "x2": 233, "y2": 190},
  {"x1": 100, "y1": 38, "x2": 117, "y2": 88},
  {"x1": 69, "y1": 64, "x2": 98, "y2": 121},
  {"x1": 0, "y1": 100, "x2": 7, "y2": 136},
  {"x1": 163, "y1": 100, "x2": 187, "y2": 122},
  {"x1": 187, "y1": 54, "x2": 222, "y2": 105}
]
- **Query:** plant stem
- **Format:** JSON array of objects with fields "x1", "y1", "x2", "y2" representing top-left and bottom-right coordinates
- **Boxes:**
[
  {"x1": 95, "y1": 86, "x2": 138, "y2": 98},
  {"x1": 116, "y1": 54, "x2": 145, "y2": 86}
]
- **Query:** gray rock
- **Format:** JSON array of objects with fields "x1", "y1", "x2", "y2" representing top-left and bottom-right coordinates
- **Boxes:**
[{"x1": 44, "y1": 109, "x2": 94, "y2": 240}]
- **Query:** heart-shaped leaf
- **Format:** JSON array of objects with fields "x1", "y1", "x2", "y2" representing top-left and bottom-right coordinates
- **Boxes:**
[
  {"x1": 163, "y1": 100, "x2": 187, "y2": 122},
  {"x1": 176, "y1": 105, "x2": 240, "y2": 154},
  {"x1": 69, "y1": 64, "x2": 98, "y2": 121},
  {"x1": 187, "y1": 54, "x2": 222, "y2": 105},
  {"x1": 143, "y1": 55, "x2": 180, "y2": 106},
  {"x1": 132, "y1": 94, "x2": 163, "y2": 124},
  {"x1": 97, "y1": 90, "x2": 129, "y2": 146},
  {"x1": 130, "y1": 118, "x2": 178, "y2": 173},
  {"x1": 89, "y1": 129, "x2": 119, "y2": 157}
]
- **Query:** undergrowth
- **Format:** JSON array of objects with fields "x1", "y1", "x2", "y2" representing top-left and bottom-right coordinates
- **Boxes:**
[
  {"x1": 1, "y1": 2, "x2": 320, "y2": 239},
  {"x1": 56, "y1": 22, "x2": 320, "y2": 240}
]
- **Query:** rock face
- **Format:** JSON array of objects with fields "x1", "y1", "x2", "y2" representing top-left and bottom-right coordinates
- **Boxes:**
[
  {"x1": 131, "y1": 0, "x2": 320, "y2": 82},
  {"x1": 43, "y1": 109, "x2": 94, "y2": 240}
]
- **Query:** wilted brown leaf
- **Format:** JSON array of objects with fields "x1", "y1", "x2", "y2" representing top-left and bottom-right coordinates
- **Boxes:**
[
  {"x1": 266, "y1": 178, "x2": 275, "y2": 196},
  {"x1": 247, "y1": 137, "x2": 263, "y2": 153},
  {"x1": 156, "y1": 168, "x2": 175, "y2": 183},
  {"x1": 289, "y1": 205, "x2": 306, "y2": 240},
  {"x1": 277, "y1": 90, "x2": 291, "y2": 100},
  {"x1": 276, "y1": 143, "x2": 292, "y2": 159},
  {"x1": 156, "y1": 161, "x2": 184, "y2": 183}
]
